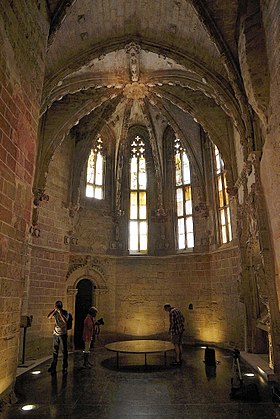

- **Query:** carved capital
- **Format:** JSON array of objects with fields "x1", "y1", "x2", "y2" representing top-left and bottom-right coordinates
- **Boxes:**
[{"x1": 67, "y1": 286, "x2": 78, "y2": 296}]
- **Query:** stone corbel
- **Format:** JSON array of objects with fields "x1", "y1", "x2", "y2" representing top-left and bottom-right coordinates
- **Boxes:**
[
  {"x1": 68, "y1": 202, "x2": 80, "y2": 218},
  {"x1": 29, "y1": 225, "x2": 41, "y2": 237},
  {"x1": 30, "y1": 188, "x2": 49, "y2": 236},
  {"x1": 33, "y1": 188, "x2": 49, "y2": 207}
]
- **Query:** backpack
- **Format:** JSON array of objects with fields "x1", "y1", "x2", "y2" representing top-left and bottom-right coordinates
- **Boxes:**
[{"x1": 67, "y1": 312, "x2": 73, "y2": 330}]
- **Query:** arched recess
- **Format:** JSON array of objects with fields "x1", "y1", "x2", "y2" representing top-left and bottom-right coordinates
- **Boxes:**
[
  {"x1": 162, "y1": 123, "x2": 204, "y2": 194},
  {"x1": 34, "y1": 91, "x2": 120, "y2": 192},
  {"x1": 71, "y1": 121, "x2": 117, "y2": 208},
  {"x1": 127, "y1": 125, "x2": 162, "y2": 193},
  {"x1": 114, "y1": 124, "x2": 159, "y2": 255},
  {"x1": 66, "y1": 263, "x2": 108, "y2": 350}
]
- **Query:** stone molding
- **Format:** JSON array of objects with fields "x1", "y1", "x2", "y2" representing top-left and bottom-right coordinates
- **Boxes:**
[
  {"x1": 66, "y1": 255, "x2": 108, "y2": 286},
  {"x1": 65, "y1": 256, "x2": 109, "y2": 350}
]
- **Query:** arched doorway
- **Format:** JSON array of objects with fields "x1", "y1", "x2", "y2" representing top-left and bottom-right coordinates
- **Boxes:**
[
  {"x1": 66, "y1": 259, "x2": 109, "y2": 350},
  {"x1": 74, "y1": 279, "x2": 95, "y2": 349}
]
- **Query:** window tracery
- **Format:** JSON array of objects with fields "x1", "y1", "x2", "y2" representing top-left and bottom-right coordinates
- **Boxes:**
[
  {"x1": 129, "y1": 135, "x2": 148, "y2": 254},
  {"x1": 174, "y1": 138, "x2": 194, "y2": 250},
  {"x1": 214, "y1": 145, "x2": 232, "y2": 244}
]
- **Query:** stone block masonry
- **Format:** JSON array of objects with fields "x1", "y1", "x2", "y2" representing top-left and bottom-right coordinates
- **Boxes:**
[{"x1": 0, "y1": 1, "x2": 49, "y2": 399}]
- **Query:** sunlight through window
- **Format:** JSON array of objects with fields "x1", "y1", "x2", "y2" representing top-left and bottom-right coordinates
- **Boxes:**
[
  {"x1": 174, "y1": 138, "x2": 194, "y2": 250},
  {"x1": 86, "y1": 136, "x2": 105, "y2": 199},
  {"x1": 129, "y1": 135, "x2": 147, "y2": 254},
  {"x1": 214, "y1": 145, "x2": 232, "y2": 244}
]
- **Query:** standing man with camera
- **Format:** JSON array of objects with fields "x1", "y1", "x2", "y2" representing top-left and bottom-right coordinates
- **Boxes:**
[
  {"x1": 164, "y1": 303, "x2": 185, "y2": 366},
  {"x1": 47, "y1": 300, "x2": 69, "y2": 375}
]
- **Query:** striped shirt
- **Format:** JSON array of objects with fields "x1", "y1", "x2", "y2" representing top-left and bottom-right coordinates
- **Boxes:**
[{"x1": 169, "y1": 307, "x2": 185, "y2": 335}]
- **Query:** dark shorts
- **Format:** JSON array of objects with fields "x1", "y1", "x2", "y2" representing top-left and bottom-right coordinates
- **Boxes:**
[{"x1": 171, "y1": 332, "x2": 183, "y2": 345}]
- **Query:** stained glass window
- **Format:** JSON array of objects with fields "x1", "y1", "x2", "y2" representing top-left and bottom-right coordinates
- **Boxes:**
[
  {"x1": 129, "y1": 135, "x2": 147, "y2": 253},
  {"x1": 214, "y1": 145, "x2": 232, "y2": 244},
  {"x1": 174, "y1": 138, "x2": 194, "y2": 249},
  {"x1": 86, "y1": 136, "x2": 105, "y2": 199}
]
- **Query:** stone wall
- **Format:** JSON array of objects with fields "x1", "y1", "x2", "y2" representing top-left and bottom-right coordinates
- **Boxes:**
[
  {"x1": 260, "y1": 0, "x2": 280, "y2": 307},
  {"x1": 209, "y1": 247, "x2": 243, "y2": 347},
  {"x1": 23, "y1": 120, "x2": 244, "y2": 360},
  {"x1": 0, "y1": 1, "x2": 49, "y2": 399},
  {"x1": 25, "y1": 136, "x2": 74, "y2": 358},
  {"x1": 27, "y1": 239, "x2": 243, "y2": 361},
  {"x1": 65, "y1": 247, "x2": 243, "y2": 350},
  {"x1": 112, "y1": 247, "x2": 243, "y2": 348}
]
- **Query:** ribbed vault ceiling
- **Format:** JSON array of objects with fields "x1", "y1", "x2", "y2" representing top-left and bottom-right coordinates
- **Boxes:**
[{"x1": 38, "y1": 0, "x2": 247, "y2": 191}]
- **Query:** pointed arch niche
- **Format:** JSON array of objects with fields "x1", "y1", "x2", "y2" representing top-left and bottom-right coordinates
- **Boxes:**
[{"x1": 66, "y1": 263, "x2": 108, "y2": 350}]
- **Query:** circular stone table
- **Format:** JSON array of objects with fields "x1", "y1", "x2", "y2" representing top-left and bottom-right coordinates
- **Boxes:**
[{"x1": 105, "y1": 339, "x2": 174, "y2": 368}]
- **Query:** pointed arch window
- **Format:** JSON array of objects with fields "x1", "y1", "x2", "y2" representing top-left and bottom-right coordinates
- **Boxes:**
[
  {"x1": 214, "y1": 145, "x2": 232, "y2": 244},
  {"x1": 86, "y1": 136, "x2": 105, "y2": 199},
  {"x1": 129, "y1": 135, "x2": 148, "y2": 254},
  {"x1": 174, "y1": 138, "x2": 194, "y2": 249}
]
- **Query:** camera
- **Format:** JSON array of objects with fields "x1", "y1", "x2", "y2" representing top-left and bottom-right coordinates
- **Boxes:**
[
  {"x1": 95, "y1": 317, "x2": 104, "y2": 336},
  {"x1": 96, "y1": 317, "x2": 104, "y2": 326},
  {"x1": 233, "y1": 349, "x2": 240, "y2": 359}
]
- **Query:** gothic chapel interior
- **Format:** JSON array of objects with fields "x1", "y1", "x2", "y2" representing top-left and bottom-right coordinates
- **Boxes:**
[{"x1": 0, "y1": 0, "x2": 280, "y2": 404}]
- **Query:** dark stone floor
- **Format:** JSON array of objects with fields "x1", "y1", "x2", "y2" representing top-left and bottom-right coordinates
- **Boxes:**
[{"x1": 2, "y1": 345, "x2": 280, "y2": 418}]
